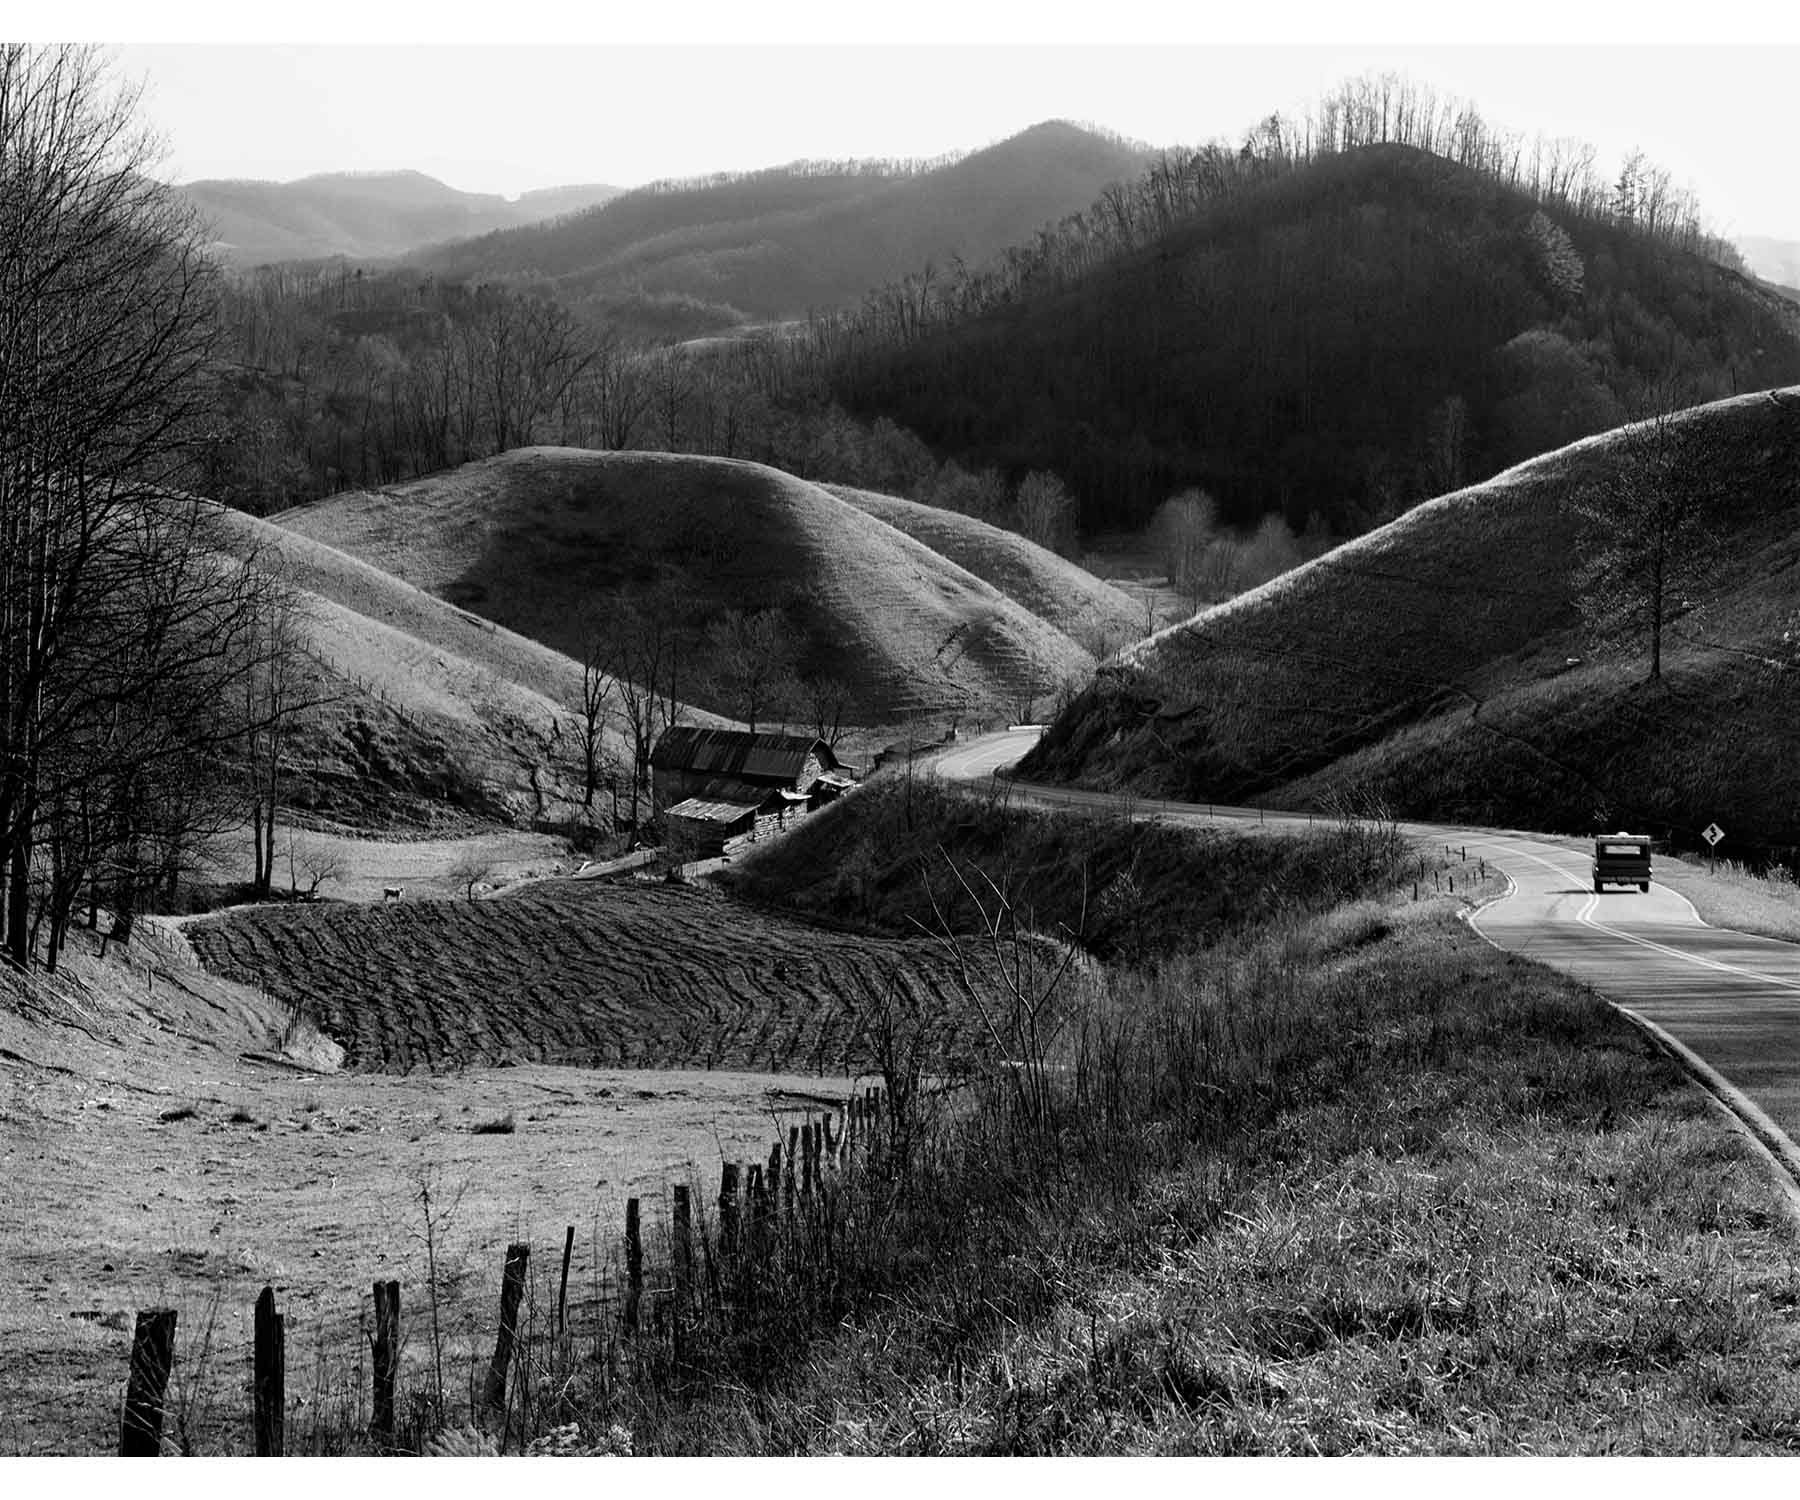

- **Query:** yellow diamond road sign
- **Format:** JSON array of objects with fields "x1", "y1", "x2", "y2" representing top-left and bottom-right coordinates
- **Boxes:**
[{"x1": 1703, "y1": 823, "x2": 1725, "y2": 846}]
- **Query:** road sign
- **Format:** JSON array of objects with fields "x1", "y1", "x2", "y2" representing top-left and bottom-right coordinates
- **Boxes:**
[{"x1": 1703, "y1": 823, "x2": 1725, "y2": 847}]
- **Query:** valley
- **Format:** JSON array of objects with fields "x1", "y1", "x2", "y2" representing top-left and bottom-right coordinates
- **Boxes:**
[{"x1": 5, "y1": 43, "x2": 1800, "y2": 1458}]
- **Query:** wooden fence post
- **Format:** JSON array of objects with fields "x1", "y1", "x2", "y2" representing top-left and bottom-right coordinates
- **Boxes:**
[
  {"x1": 120, "y1": 1308, "x2": 176, "y2": 1456},
  {"x1": 623, "y1": 1199, "x2": 643, "y2": 1334},
  {"x1": 672, "y1": 1185, "x2": 693, "y2": 1307},
  {"x1": 785, "y1": 1126, "x2": 800, "y2": 1215},
  {"x1": 372, "y1": 1280, "x2": 400, "y2": 1446},
  {"x1": 557, "y1": 1225, "x2": 575, "y2": 1337},
  {"x1": 481, "y1": 1244, "x2": 530, "y2": 1418},
  {"x1": 719, "y1": 1164, "x2": 741, "y2": 1257},
  {"x1": 253, "y1": 1287, "x2": 284, "y2": 1457}
]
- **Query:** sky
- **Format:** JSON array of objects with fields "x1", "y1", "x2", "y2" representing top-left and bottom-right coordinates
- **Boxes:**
[{"x1": 38, "y1": 6, "x2": 1800, "y2": 243}]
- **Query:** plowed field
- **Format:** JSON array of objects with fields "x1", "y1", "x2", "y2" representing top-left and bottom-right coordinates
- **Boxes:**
[{"x1": 185, "y1": 880, "x2": 1006, "y2": 1075}]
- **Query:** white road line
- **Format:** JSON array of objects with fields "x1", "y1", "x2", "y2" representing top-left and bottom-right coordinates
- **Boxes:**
[{"x1": 1494, "y1": 843, "x2": 1800, "y2": 994}]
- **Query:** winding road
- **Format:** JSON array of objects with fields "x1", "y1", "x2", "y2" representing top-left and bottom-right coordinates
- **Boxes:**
[{"x1": 932, "y1": 727, "x2": 1800, "y2": 1200}]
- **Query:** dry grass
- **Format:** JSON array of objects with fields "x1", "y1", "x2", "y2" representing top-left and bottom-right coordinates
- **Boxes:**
[
  {"x1": 276, "y1": 448, "x2": 1101, "y2": 723},
  {"x1": 1027, "y1": 389, "x2": 1800, "y2": 851},
  {"x1": 827, "y1": 483, "x2": 1142, "y2": 656},
  {"x1": 1650, "y1": 854, "x2": 1800, "y2": 944},
  {"x1": 626, "y1": 913, "x2": 1800, "y2": 1455}
]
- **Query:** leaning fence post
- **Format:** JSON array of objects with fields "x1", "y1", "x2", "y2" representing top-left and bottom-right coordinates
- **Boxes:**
[
  {"x1": 253, "y1": 1287, "x2": 284, "y2": 1457},
  {"x1": 624, "y1": 1199, "x2": 644, "y2": 1334},
  {"x1": 557, "y1": 1225, "x2": 575, "y2": 1337},
  {"x1": 372, "y1": 1279, "x2": 400, "y2": 1446},
  {"x1": 481, "y1": 1243, "x2": 530, "y2": 1418},
  {"x1": 785, "y1": 1126, "x2": 800, "y2": 1215},
  {"x1": 120, "y1": 1308, "x2": 176, "y2": 1456}
]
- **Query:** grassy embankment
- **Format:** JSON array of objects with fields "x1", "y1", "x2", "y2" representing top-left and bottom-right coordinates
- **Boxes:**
[{"x1": 1023, "y1": 390, "x2": 1800, "y2": 859}]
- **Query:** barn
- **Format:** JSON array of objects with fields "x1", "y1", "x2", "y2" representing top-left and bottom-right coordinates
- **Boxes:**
[{"x1": 651, "y1": 729, "x2": 851, "y2": 857}]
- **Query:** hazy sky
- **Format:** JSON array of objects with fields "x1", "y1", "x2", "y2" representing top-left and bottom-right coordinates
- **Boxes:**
[{"x1": 50, "y1": 8, "x2": 1800, "y2": 242}]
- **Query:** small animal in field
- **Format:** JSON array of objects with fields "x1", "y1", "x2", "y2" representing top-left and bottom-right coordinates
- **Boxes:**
[{"x1": 382, "y1": 886, "x2": 404, "y2": 902}]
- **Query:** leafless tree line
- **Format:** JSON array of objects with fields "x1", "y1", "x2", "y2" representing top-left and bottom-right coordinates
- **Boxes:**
[{"x1": 0, "y1": 45, "x2": 314, "y2": 971}]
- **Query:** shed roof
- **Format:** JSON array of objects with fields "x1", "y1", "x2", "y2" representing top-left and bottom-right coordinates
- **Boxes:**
[
  {"x1": 651, "y1": 727, "x2": 838, "y2": 782},
  {"x1": 665, "y1": 796, "x2": 761, "y2": 826}
]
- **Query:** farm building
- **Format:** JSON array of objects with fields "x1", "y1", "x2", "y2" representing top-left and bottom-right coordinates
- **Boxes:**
[{"x1": 651, "y1": 728, "x2": 853, "y2": 858}]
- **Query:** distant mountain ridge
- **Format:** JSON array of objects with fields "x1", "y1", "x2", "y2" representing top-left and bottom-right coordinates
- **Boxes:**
[
  {"x1": 179, "y1": 169, "x2": 623, "y2": 265},
  {"x1": 828, "y1": 143, "x2": 1800, "y2": 538},
  {"x1": 1740, "y1": 234, "x2": 1800, "y2": 288},
  {"x1": 410, "y1": 121, "x2": 1152, "y2": 335}
]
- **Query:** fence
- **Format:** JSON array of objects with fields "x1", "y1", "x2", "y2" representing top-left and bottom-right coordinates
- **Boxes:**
[{"x1": 94, "y1": 1088, "x2": 894, "y2": 1457}]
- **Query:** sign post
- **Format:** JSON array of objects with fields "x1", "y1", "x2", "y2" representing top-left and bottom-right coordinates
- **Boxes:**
[{"x1": 1703, "y1": 822, "x2": 1725, "y2": 871}]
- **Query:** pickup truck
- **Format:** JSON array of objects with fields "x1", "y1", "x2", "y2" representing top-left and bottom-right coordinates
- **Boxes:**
[{"x1": 1592, "y1": 834, "x2": 1652, "y2": 893}]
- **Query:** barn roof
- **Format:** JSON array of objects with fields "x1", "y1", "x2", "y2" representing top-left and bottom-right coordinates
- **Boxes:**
[{"x1": 651, "y1": 727, "x2": 837, "y2": 781}]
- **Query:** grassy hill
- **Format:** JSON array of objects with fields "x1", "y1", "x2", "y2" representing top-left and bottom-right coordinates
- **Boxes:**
[
  {"x1": 180, "y1": 170, "x2": 622, "y2": 265},
  {"x1": 826, "y1": 484, "x2": 1143, "y2": 654},
  {"x1": 211, "y1": 506, "x2": 655, "y2": 831},
  {"x1": 832, "y1": 143, "x2": 1800, "y2": 537},
  {"x1": 413, "y1": 122, "x2": 1148, "y2": 334},
  {"x1": 1021, "y1": 389, "x2": 1800, "y2": 861},
  {"x1": 272, "y1": 448, "x2": 1103, "y2": 724}
]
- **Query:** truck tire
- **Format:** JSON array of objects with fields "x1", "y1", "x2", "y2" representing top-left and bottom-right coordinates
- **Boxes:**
[
  {"x1": 1593, "y1": 879, "x2": 1604, "y2": 894},
  {"x1": 1640, "y1": 882, "x2": 1650, "y2": 892}
]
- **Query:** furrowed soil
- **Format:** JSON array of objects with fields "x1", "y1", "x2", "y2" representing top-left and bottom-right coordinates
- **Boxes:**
[
  {"x1": 183, "y1": 878, "x2": 1000, "y2": 1076},
  {"x1": 0, "y1": 908, "x2": 894, "y2": 1455}
]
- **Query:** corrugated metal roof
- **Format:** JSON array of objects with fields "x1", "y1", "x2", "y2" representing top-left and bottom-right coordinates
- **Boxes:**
[
  {"x1": 666, "y1": 797, "x2": 761, "y2": 825},
  {"x1": 651, "y1": 727, "x2": 837, "y2": 781}
]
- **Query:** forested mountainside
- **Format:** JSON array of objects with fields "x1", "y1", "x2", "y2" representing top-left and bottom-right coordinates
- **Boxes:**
[{"x1": 826, "y1": 142, "x2": 1800, "y2": 537}]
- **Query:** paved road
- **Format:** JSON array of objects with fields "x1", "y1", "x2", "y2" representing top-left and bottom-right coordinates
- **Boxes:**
[{"x1": 931, "y1": 728, "x2": 1800, "y2": 1178}]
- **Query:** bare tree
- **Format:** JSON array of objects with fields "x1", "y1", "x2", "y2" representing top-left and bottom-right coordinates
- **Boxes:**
[
  {"x1": 1569, "y1": 390, "x2": 1723, "y2": 682},
  {"x1": 1012, "y1": 470, "x2": 1077, "y2": 555},
  {"x1": 574, "y1": 608, "x2": 617, "y2": 811},
  {"x1": 702, "y1": 608, "x2": 798, "y2": 731},
  {"x1": 0, "y1": 47, "x2": 288, "y2": 966},
  {"x1": 449, "y1": 846, "x2": 496, "y2": 902},
  {"x1": 285, "y1": 832, "x2": 344, "y2": 900}
]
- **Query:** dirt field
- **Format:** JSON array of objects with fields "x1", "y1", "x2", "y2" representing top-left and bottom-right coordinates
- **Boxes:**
[
  {"x1": 198, "y1": 822, "x2": 583, "y2": 905},
  {"x1": 0, "y1": 915, "x2": 885, "y2": 1455},
  {"x1": 183, "y1": 878, "x2": 995, "y2": 1076}
]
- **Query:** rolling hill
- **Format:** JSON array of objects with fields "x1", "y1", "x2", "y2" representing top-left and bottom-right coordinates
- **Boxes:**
[
  {"x1": 831, "y1": 143, "x2": 1800, "y2": 539},
  {"x1": 412, "y1": 122, "x2": 1149, "y2": 334},
  {"x1": 179, "y1": 169, "x2": 622, "y2": 265},
  {"x1": 825, "y1": 484, "x2": 1142, "y2": 654},
  {"x1": 210, "y1": 505, "x2": 661, "y2": 832},
  {"x1": 271, "y1": 448, "x2": 1109, "y2": 724},
  {"x1": 1020, "y1": 389, "x2": 1800, "y2": 861}
]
